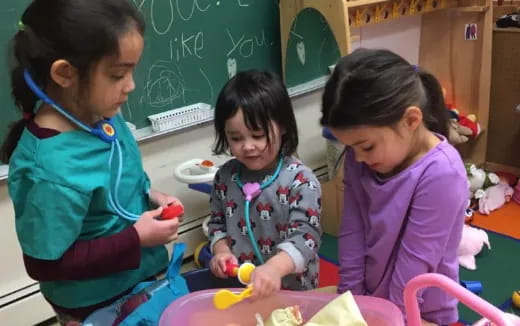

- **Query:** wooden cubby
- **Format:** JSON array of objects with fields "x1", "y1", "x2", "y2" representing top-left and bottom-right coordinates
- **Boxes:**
[{"x1": 280, "y1": 0, "x2": 493, "y2": 164}]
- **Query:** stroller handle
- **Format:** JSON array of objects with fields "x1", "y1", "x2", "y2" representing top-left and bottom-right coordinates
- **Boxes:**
[{"x1": 404, "y1": 273, "x2": 512, "y2": 326}]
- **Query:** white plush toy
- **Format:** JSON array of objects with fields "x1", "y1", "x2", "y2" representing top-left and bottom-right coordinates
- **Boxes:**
[
  {"x1": 457, "y1": 225, "x2": 491, "y2": 270},
  {"x1": 466, "y1": 164, "x2": 500, "y2": 198}
]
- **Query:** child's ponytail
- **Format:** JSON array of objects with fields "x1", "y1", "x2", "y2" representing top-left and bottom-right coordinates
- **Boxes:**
[
  {"x1": 321, "y1": 48, "x2": 451, "y2": 139},
  {"x1": 0, "y1": 30, "x2": 40, "y2": 164},
  {"x1": 418, "y1": 70, "x2": 449, "y2": 137},
  {"x1": 1, "y1": 0, "x2": 145, "y2": 164}
]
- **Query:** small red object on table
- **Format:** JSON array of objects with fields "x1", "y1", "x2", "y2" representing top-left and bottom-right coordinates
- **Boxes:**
[
  {"x1": 161, "y1": 205, "x2": 184, "y2": 220},
  {"x1": 224, "y1": 260, "x2": 239, "y2": 277}
]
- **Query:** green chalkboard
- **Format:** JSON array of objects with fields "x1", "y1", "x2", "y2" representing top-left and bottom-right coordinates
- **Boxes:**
[
  {"x1": 0, "y1": 1, "x2": 29, "y2": 149},
  {"x1": 285, "y1": 8, "x2": 341, "y2": 88},
  {"x1": 0, "y1": 0, "x2": 340, "y2": 141},
  {"x1": 122, "y1": 0, "x2": 283, "y2": 129}
]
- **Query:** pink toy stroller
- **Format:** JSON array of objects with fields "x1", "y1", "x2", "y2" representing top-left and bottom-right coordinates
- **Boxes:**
[
  {"x1": 405, "y1": 273, "x2": 520, "y2": 326},
  {"x1": 159, "y1": 273, "x2": 519, "y2": 325}
]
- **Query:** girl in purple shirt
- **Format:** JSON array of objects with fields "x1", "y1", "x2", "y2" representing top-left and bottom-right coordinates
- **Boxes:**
[{"x1": 320, "y1": 48, "x2": 467, "y2": 326}]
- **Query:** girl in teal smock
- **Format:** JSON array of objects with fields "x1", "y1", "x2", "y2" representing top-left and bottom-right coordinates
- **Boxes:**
[{"x1": 1, "y1": 0, "x2": 182, "y2": 324}]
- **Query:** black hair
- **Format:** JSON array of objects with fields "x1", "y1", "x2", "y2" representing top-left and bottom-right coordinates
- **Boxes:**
[
  {"x1": 0, "y1": 0, "x2": 145, "y2": 163},
  {"x1": 213, "y1": 70, "x2": 299, "y2": 157},
  {"x1": 320, "y1": 48, "x2": 448, "y2": 137}
]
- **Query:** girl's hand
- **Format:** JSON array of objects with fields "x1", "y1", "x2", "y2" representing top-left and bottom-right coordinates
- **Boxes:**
[
  {"x1": 249, "y1": 263, "x2": 282, "y2": 301},
  {"x1": 149, "y1": 190, "x2": 183, "y2": 208},
  {"x1": 421, "y1": 319, "x2": 438, "y2": 326},
  {"x1": 210, "y1": 252, "x2": 238, "y2": 278},
  {"x1": 134, "y1": 206, "x2": 180, "y2": 247},
  {"x1": 149, "y1": 190, "x2": 184, "y2": 221}
]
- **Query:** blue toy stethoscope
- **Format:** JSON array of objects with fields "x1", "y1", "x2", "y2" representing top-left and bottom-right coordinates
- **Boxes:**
[
  {"x1": 23, "y1": 69, "x2": 143, "y2": 221},
  {"x1": 235, "y1": 156, "x2": 284, "y2": 264}
]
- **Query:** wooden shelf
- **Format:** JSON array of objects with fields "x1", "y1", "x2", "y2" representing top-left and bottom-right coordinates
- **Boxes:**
[
  {"x1": 347, "y1": 0, "x2": 390, "y2": 8},
  {"x1": 493, "y1": 26, "x2": 520, "y2": 32},
  {"x1": 456, "y1": 5, "x2": 490, "y2": 12},
  {"x1": 280, "y1": 0, "x2": 493, "y2": 163}
]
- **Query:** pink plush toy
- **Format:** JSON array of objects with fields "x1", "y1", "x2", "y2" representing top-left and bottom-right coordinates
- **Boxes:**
[
  {"x1": 458, "y1": 225, "x2": 491, "y2": 270},
  {"x1": 513, "y1": 180, "x2": 520, "y2": 204},
  {"x1": 478, "y1": 181, "x2": 514, "y2": 215}
]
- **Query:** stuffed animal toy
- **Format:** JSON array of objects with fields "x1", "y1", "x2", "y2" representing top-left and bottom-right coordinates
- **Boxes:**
[
  {"x1": 448, "y1": 119, "x2": 473, "y2": 145},
  {"x1": 459, "y1": 114, "x2": 481, "y2": 138},
  {"x1": 478, "y1": 181, "x2": 514, "y2": 215},
  {"x1": 494, "y1": 171, "x2": 517, "y2": 187},
  {"x1": 447, "y1": 107, "x2": 481, "y2": 139},
  {"x1": 458, "y1": 224, "x2": 490, "y2": 270},
  {"x1": 514, "y1": 180, "x2": 520, "y2": 205},
  {"x1": 465, "y1": 164, "x2": 500, "y2": 197}
]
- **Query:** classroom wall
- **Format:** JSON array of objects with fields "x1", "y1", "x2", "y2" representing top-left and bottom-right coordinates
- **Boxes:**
[{"x1": 0, "y1": 15, "x2": 421, "y2": 324}]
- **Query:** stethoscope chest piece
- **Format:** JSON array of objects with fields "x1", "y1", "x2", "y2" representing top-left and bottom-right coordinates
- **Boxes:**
[{"x1": 93, "y1": 120, "x2": 117, "y2": 143}]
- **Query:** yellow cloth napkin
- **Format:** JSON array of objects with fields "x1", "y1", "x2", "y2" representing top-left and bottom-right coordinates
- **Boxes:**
[
  {"x1": 305, "y1": 291, "x2": 368, "y2": 326},
  {"x1": 258, "y1": 306, "x2": 303, "y2": 326}
]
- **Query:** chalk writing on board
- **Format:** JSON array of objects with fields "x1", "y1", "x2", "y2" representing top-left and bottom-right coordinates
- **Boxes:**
[
  {"x1": 290, "y1": 16, "x2": 306, "y2": 66},
  {"x1": 134, "y1": 0, "x2": 146, "y2": 11},
  {"x1": 135, "y1": 0, "x2": 212, "y2": 35},
  {"x1": 138, "y1": 61, "x2": 214, "y2": 112},
  {"x1": 176, "y1": 0, "x2": 211, "y2": 22},
  {"x1": 122, "y1": 101, "x2": 134, "y2": 121},
  {"x1": 297, "y1": 41, "x2": 306, "y2": 65},
  {"x1": 227, "y1": 58, "x2": 237, "y2": 78},
  {"x1": 226, "y1": 29, "x2": 267, "y2": 58},
  {"x1": 290, "y1": 15, "x2": 304, "y2": 40},
  {"x1": 141, "y1": 61, "x2": 187, "y2": 107},
  {"x1": 237, "y1": 0, "x2": 250, "y2": 7},
  {"x1": 169, "y1": 32, "x2": 204, "y2": 62},
  {"x1": 151, "y1": 0, "x2": 174, "y2": 35},
  {"x1": 199, "y1": 68, "x2": 214, "y2": 101}
]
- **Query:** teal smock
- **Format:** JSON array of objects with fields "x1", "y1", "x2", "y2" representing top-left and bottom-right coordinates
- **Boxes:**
[{"x1": 8, "y1": 114, "x2": 168, "y2": 308}]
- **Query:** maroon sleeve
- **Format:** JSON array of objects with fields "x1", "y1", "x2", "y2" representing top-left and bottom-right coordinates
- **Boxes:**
[{"x1": 24, "y1": 227, "x2": 141, "y2": 281}]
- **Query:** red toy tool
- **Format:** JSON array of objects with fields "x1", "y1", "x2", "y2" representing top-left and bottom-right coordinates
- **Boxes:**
[
  {"x1": 161, "y1": 204, "x2": 184, "y2": 220},
  {"x1": 224, "y1": 261, "x2": 239, "y2": 277}
]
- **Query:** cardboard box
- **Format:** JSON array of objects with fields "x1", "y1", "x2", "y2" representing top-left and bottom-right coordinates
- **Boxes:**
[{"x1": 321, "y1": 163, "x2": 344, "y2": 236}]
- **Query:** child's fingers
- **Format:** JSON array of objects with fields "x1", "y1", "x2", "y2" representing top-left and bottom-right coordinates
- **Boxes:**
[
  {"x1": 250, "y1": 275, "x2": 264, "y2": 300},
  {"x1": 218, "y1": 257, "x2": 231, "y2": 277},
  {"x1": 167, "y1": 197, "x2": 183, "y2": 208},
  {"x1": 229, "y1": 255, "x2": 238, "y2": 265},
  {"x1": 158, "y1": 217, "x2": 180, "y2": 230},
  {"x1": 145, "y1": 206, "x2": 163, "y2": 219},
  {"x1": 167, "y1": 233, "x2": 179, "y2": 243},
  {"x1": 211, "y1": 258, "x2": 227, "y2": 278}
]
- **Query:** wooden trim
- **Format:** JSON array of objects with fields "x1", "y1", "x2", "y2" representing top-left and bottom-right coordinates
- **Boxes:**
[
  {"x1": 347, "y1": 0, "x2": 390, "y2": 8},
  {"x1": 485, "y1": 162, "x2": 520, "y2": 175},
  {"x1": 279, "y1": 0, "x2": 352, "y2": 79},
  {"x1": 456, "y1": 5, "x2": 490, "y2": 11},
  {"x1": 493, "y1": 27, "x2": 520, "y2": 32}
]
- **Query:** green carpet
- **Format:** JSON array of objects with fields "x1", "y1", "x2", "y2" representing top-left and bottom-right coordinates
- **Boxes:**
[
  {"x1": 458, "y1": 231, "x2": 520, "y2": 323},
  {"x1": 319, "y1": 232, "x2": 339, "y2": 262},
  {"x1": 319, "y1": 231, "x2": 520, "y2": 323}
]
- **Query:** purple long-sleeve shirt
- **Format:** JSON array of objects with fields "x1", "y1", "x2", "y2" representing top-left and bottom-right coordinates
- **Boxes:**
[{"x1": 338, "y1": 136, "x2": 467, "y2": 325}]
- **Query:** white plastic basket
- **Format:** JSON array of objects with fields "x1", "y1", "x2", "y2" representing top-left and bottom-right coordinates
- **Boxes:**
[{"x1": 147, "y1": 103, "x2": 214, "y2": 133}]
